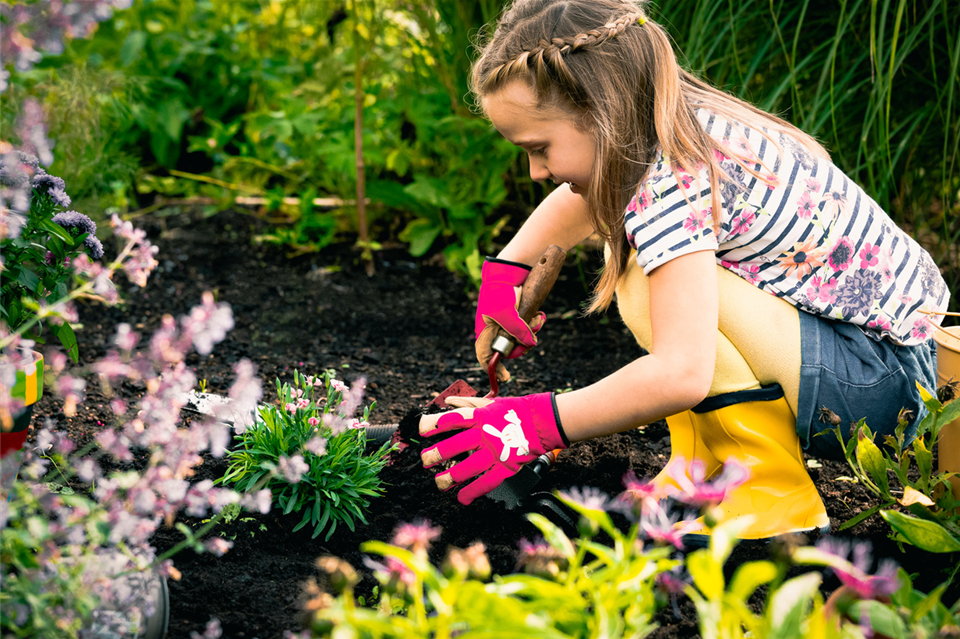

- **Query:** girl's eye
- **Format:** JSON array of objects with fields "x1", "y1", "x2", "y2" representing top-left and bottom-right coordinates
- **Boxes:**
[{"x1": 528, "y1": 147, "x2": 547, "y2": 158}]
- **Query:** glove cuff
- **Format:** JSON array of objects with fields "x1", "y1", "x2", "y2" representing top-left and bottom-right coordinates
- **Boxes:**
[
  {"x1": 482, "y1": 257, "x2": 531, "y2": 287},
  {"x1": 529, "y1": 392, "x2": 569, "y2": 450}
]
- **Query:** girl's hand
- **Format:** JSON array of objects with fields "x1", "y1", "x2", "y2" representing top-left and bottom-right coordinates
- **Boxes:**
[
  {"x1": 419, "y1": 393, "x2": 568, "y2": 505},
  {"x1": 475, "y1": 257, "x2": 546, "y2": 382}
]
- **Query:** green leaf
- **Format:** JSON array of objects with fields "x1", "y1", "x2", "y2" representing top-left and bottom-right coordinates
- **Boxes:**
[
  {"x1": 729, "y1": 560, "x2": 778, "y2": 602},
  {"x1": 686, "y1": 550, "x2": 724, "y2": 601},
  {"x1": 398, "y1": 218, "x2": 442, "y2": 257},
  {"x1": 855, "y1": 428, "x2": 891, "y2": 495},
  {"x1": 120, "y1": 30, "x2": 147, "y2": 66},
  {"x1": 847, "y1": 600, "x2": 907, "y2": 638},
  {"x1": 52, "y1": 322, "x2": 79, "y2": 363},
  {"x1": 880, "y1": 510, "x2": 960, "y2": 552},
  {"x1": 838, "y1": 503, "x2": 883, "y2": 531},
  {"x1": 766, "y1": 572, "x2": 822, "y2": 639}
]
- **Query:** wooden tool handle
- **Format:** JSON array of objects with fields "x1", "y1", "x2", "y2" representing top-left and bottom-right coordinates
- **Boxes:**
[{"x1": 491, "y1": 244, "x2": 567, "y2": 355}]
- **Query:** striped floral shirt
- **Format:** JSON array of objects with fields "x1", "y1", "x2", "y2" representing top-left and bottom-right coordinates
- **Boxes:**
[{"x1": 624, "y1": 111, "x2": 949, "y2": 346}]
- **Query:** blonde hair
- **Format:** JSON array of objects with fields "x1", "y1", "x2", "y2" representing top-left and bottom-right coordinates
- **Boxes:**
[{"x1": 471, "y1": 0, "x2": 830, "y2": 312}]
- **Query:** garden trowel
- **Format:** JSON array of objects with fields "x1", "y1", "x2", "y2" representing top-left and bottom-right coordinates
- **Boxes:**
[{"x1": 430, "y1": 245, "x2": 568, "y2": 510}]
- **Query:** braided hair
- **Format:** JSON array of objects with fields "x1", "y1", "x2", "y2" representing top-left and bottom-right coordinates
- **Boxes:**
[{"x1": 471, "y1": 0, "x2": 829, "y2": 312}]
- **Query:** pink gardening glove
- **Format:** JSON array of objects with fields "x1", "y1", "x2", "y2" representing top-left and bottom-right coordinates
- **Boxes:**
[
  {"x1": 475, "y1": 258, "x2": 546, "y2": 382},
  {"x1": 419, "y1": 393, "x2": 568, "y2": 505}
]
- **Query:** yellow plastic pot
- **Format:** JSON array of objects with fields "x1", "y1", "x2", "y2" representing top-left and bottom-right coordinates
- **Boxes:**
[{"x1": 932, "y1": 327, "x2": 960, "y2": 507}]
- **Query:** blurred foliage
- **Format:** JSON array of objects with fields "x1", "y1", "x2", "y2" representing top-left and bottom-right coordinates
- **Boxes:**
[{"x1": 3, "y1": 0, "x2": 957, "y2": 292}]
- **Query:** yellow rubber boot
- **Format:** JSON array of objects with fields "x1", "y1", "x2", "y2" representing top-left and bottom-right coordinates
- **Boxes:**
[
  {"x1": 651, "y1": 410, "x2": 722, "y2": 491},
  {"x1": 689, "y1": 386, "x2": 830, "y2": 540}
]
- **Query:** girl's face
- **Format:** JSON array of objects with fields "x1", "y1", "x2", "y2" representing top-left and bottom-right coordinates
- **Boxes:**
[{"x1": 482, "y1": 81, "x2": 596, "y2": 196}]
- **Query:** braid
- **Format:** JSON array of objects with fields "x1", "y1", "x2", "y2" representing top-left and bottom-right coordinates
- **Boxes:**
[{"x1": 485, "y1": 10, "x2": 646, "y2": 93}]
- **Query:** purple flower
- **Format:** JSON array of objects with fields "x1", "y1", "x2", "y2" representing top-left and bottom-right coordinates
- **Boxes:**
[
  {"x1": 836, "y1": 270, "x2": 883, "y2": 318},
  {"x1": 51, "y1": 210, "x2": 103, "y2": 258},
  {"x1": 559, "y1": 486, "x2": 611, "y2": 512},
  {"x1": 33, "y1": 171, "x2": 68, "y2": 203},
  {"x1": 515, "y1": 537, "x2": 567, "y2": 577}
]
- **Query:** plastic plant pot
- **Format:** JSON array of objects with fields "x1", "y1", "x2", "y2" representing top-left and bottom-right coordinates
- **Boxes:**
[{"x1": 1, "y1": 351, "x2": 44, "y2": 493}]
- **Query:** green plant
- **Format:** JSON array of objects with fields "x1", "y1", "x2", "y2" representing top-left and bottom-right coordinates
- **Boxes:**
[
  {"x1": 304, "y1": 490, "x2": 960, "y2": 638},
  {"x1": 0, "y1": 152, "x2": 108, "y2": 361},
  {"x1": 219, "y1": 369, "x2": 393, "y2": 540},
  {"x1": 827, "y1": 382, "x2": 960, "y2": 554}
]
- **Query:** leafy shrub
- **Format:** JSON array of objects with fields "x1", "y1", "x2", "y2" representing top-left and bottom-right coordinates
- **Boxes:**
[
  {"x1": 220, "y1": 370, "x2": 394, "y2": 540},
  {"x1": 827, "y1": 382, "x2": 960, "y2": 555},
  {"x1": 0, "y1": 152, "x2": 109, "y2": 360},
  {"x1": 304, "y1": 489, "x2": 960, "y2": 638}
]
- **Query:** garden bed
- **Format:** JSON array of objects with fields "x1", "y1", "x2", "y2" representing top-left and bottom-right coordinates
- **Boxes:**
[{"x1": 31, "y1": 208, "x2": 959, "y2": 638}]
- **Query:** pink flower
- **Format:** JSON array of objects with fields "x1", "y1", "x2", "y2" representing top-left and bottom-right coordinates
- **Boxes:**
[
  {"x1": 278, "y1": 455, "x2": 309, "y2": 483},
  {"x1": 911, "y1": 318, "x2": 931, "y2": 341},
  {"x1": 807, "y1": 275, "x2": 839, "y2": 304},
  {"x1": 867, "y1": 316, "x2": 892, "y2": 332},
  {"x1": 814, "y1": 538, "x2": 900, "y2": 600},
  {"x1": 304, "y1": 436, "x2": 327, "y2": 456},
  {"x1": 683, "y1": 209, "x2": 706, "y2": 234},
  {"x1": 307, "y1": 417, "x2": 320, "y2": 427},
  {"x1": 827, "y1": 237, "x2": 855, "y2": 270},
  {"x1": 796, "y1": 191, "x2": 816, "y2": 219},
  {"x1": 205, "y1": 538, "x2": 233, "y2": 557},
  {"x1": 738, "y1": 263, "x2": 761, "y2": 284},
  {"x1": 240, "y1": 489, "x2": 272, "y2": 514},
  {"x1": 392, "y1": 519, "x2": 441, "y2": 554},
  {"x1": 284, "y1": 402, "x2": 297, "y2": 413},
  {"x1": 296, "y1": 398, "x2": 310, "y2": 409},
  {"x1": 640, "y1": 508, "x2": 699, "y2": 550},
  {"x1": 618, "y1": 470, "x2": 671, "y2": 517},
  {"x1": 730, "y1": 210, "x2": 756, "y2": 236},
  {"x1": 859, "y1": 243, "x2": 880, "y2": 269},
  {"x1": 666, "y1": 457, "x2": 749, "y2": 509},
  {"x1": 330, "y1": 379, "x2": 348, "y2": 394},
  {"x1": 805, "y1": 178, "x2": 822, "y2": 192}
]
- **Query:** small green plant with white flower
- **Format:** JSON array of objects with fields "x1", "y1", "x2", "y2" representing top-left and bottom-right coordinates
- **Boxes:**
[{"x1": 219, "y1": 369, "x2": 393, "y2": 540}]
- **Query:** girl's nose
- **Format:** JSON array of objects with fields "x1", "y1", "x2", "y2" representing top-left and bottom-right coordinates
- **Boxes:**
[{"x1": 528, "y1": 158, "x2": 550, "y2": 183}]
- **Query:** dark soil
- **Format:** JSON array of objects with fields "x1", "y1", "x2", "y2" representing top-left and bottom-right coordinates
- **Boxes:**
[{"x1": 30, "y1": 208, "x2": 960, "y2": 638}]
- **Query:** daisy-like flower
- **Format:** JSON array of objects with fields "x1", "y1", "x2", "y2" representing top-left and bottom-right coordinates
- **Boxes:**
[
  {"x1": 666, "y1": 457, "x2": 749, "y2": 510},
  {"x1": 910, "y1": 317, "x2": 932, "y2": 341},
  {"x1": 867, "y1": 316, "x2": 893, "y2": 332},
  {"x1": 618, "y1": 470, "x2": 671, "y2": 517},
  {"x1": 823, "y1": 189, "x2": 847, "y2": 216},
  {"x1": 639, "y1": 507, "x2": 699, "y2": 550},
  {"x1": 777, "y1": 236, "x2": 825, "y2": 278},
  {"x1": 805, "y1": 177, "x2": 822, "y2": 192},
  {"x1": 683, "y1": 208, "x2": 707, "y2": 234},
  {"x1": 814, "y1": 538, "x2": 900, "y2": 600},
  {"x1": 559, "y1": 486, "x2": 610, "y2": 512}
]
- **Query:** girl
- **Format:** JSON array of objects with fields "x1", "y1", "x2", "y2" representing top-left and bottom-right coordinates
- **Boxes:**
[{"x1": 418, "y1": 0, "x2": 949, "y2": 540}]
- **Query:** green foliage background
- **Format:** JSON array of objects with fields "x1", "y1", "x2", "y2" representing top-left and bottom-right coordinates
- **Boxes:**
[{"x1": 3, "y1": 0, "x2": 958, "y2": 294}]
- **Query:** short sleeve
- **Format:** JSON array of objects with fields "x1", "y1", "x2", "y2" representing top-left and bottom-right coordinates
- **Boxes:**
[{"x1": 624, "y1": 153, "x2": 720, "y2": 275}]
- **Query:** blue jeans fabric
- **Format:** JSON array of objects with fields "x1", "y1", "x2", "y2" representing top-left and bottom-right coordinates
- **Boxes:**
[{"x1": 797, "y1": 311, "x2": 938, "y2": 461}]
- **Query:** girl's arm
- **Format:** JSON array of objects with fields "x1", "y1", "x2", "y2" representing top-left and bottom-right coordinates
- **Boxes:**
[
  {"x1": 555, "y1": 249, "x2": 719, "y2": 441},
  {"x1": 496, "y1": 184, "x2": 594, "y2": 265}
]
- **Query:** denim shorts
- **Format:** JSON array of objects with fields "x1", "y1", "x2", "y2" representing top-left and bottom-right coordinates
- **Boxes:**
[{"x1": 797, "y1": 310, "x2": 938, "y2": 461}]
